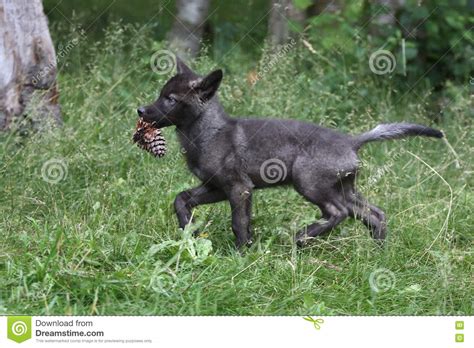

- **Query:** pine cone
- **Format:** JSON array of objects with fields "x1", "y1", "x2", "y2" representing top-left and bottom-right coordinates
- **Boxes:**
[{"x1": 133, "y1": 119, "x2": 167, "y2": 158}]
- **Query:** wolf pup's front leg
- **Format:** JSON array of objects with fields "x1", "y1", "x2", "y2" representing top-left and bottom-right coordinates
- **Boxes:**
[
  {"x1": 174, "y1": 185, "x2": 227, "y2": 235},
  {"x1": 225, "y1": 183, "x2": 254, "y2": 249}
]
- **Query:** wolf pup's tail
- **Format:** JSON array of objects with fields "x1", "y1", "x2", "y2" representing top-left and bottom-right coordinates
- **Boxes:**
[{"x1": 353, "y1": 122, "x2": 443, "y2": 150}]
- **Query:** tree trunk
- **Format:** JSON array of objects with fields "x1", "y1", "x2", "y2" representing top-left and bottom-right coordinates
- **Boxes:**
[
  {"x1": 0, "y1": 0, "x2": 61, "y2": 131},
  {"x1": 167, "y1": 0, "x2": 211, "y2": 60},
  {"x1": 267, "y1": 0, "x2": 306, "y2": 47}
]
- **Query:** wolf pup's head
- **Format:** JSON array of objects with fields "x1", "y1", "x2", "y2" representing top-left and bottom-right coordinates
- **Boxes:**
[{"x1": 137, "y1": 57, "x2": 223, "y2": 128}]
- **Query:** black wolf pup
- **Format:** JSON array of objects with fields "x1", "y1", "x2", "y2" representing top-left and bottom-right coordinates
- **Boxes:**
[{"x1": 137, "y1": 58, "x2": 443, "y2": 249}]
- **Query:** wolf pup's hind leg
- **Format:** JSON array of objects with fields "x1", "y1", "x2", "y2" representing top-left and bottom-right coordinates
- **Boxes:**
[
  {"x1": 292, "y1": 163, "x2": 351, "y2": 246},
  {"x1": 346, "y1": 191, "x2": 387, "y2": 242}
]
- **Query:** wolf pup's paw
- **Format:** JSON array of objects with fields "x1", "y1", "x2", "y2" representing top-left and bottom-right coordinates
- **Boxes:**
[
  {"x1": 235, "y1": 239, "x2": 253, "y2": 250},
  {"x1": 295, "y1": 233, "x2": 311, "y2": 248}
]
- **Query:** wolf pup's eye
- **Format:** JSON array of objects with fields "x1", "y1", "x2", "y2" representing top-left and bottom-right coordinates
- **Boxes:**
[{"x1": 167, "y1": 96, "x2": 177, "y2": 106}]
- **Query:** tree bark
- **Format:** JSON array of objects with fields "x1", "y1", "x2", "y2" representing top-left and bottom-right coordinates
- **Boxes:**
[
  {"x1": 167, "y1": 0, "x2": 211, "y2": 60},
  {"x1": 267, "y1": 0, "x2": 306, "y2": 47},
  {"x1": 0, "y1": 0, "x2": 61, "y2": 131}
]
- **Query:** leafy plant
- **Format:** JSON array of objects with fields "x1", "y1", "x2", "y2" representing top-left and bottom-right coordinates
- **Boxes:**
[{"x1": 148, "y1": 223, "x2": 214, "y2": 267}]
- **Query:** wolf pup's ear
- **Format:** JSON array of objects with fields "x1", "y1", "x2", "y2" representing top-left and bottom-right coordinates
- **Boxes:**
[
  {"x1": 176, "y1": 56, "x2": 193, "y2": 75},
  {"x1": 196, "y1": 69, "x2": 223, "y2": 101}
]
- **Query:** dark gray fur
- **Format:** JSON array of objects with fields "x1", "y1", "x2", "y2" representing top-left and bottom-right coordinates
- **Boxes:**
[{"x1": 137, "y1": 58, "x2": 443, "y2": 249}]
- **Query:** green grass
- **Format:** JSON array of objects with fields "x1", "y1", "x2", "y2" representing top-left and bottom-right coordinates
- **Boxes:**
[{"x1": 0, "y1": 25, "x2": 472, "y2": 315}]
